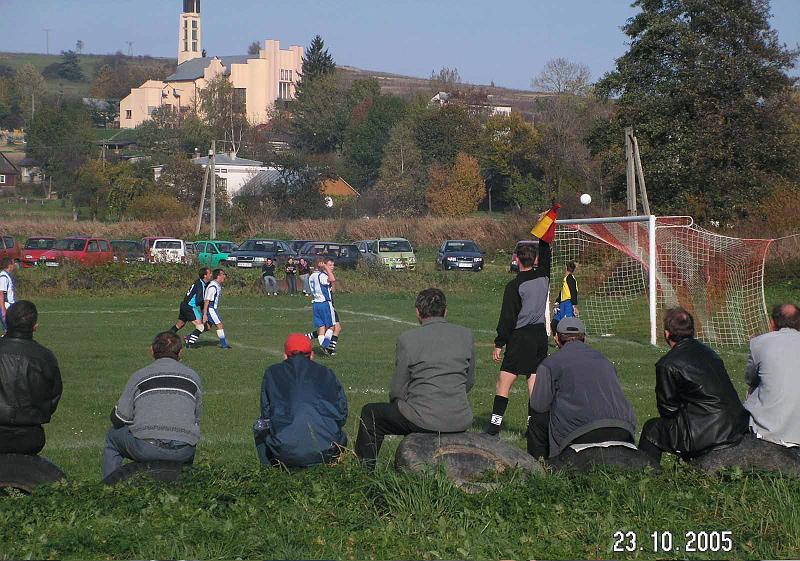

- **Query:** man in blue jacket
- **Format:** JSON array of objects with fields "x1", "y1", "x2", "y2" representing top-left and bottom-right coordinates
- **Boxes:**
[{"x1": 253, "y1": 333, "x2": 348, "y2": 467}]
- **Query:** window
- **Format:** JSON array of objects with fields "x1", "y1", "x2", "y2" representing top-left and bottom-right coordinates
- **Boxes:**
[
  {"x1": 125, "y1": 110, "x2": 132, "y2": 119},
  {"x1": 99, "y1": 240, "x2": 109, "y2": 251},
  {"x1": 192, "y1": 29, "x2": 197, "y2": 40},
  {"x1": 195, "y1": 242, "x2": 206, "y2": 253},
  {"x1": 218, "y1": 168, "x2": 228, "y2": 173},
  {"x1": 233, "y1": 88, "x2": 246, "y2": 113},
  {"x1": 192, "y1": 19, "x2": 197, "y2": 29},
  {"x1": 279, "y1": 81, "x2": 291, "y2": 100},
  {"x1": 88, "y1": 241, "x2": 99, "y2": 252},
  {"x1": 184, "y1": 40, "x2": 188, "y2": 51},
  {"x1": 289, "y1": 70, "x2": 292, "y2": 81},
  {"x1": 0, "y1": 175, "x2": 5, "y2": 184},
  {"x1": 3, "y1": 237, "x2": 14, "y2": 248},
  {"x1": 216, "y1": 177, "x2": 227, "y2": 189},
  {"x1": 192, "y1": 41, "x2": 197, "y2": 52}
]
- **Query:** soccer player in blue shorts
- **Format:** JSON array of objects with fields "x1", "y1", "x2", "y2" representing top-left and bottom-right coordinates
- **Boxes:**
[
  {"x1": 202, "y1": 269, "x2": 231, "y2": 349},
  {"x1": 307, "y1": 257, "x2": 341, "y2": 356},
  {"x1": 171, "y1": 267, "x2": 212, "y2": 342}
]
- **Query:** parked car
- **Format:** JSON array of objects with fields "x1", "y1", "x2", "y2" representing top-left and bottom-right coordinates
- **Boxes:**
[
  {"x1": 40, "y1": 237, "x2": 114, "y2": 267},
  {"x1": 150, "y1": 238, "x2": 190, "y2": 264},
  {"x1": 290, "y1": 239, "x2": 316, "y2": 254},
  {"x1": 226, "y1": 239, "x2": 293, "y2": 268},
  {"x1": 110, "y1": 240, "x2": 145, "y2": 264},
  {"x1": 21, "y1": 237, "x2": 56, "y2": 267},
  {"x1": 141, "y1": 236, "x2": 161, "y2": 261},
  {"x1": 297, "y1": 241, "x2": 360, "y2": 269},
  {"x1": 359, "y1": 237, "x2": 417, "y2": 270},
  {"x1": 436, "y1": 240, "x2": 485, "y2": 271},
  {"x1": 510, "y1": 239, "x2": 539, "y2": 273},
  {"x1": 195, "y1": 240, "x2": 236, "y2": 267},
  {"x1": 0, "y1": 235, "x2": 21, "y2": 264}
]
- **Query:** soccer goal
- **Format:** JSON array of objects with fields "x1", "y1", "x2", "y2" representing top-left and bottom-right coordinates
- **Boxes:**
[{"x1": 550, "y1": 215, "x2": 772, "y2": 346}]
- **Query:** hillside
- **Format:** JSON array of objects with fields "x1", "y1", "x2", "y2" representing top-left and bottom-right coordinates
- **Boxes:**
[
  {"x1": 0, "y1": 51, "x2": 176, "y2": 99},
  {"x1": 0, "y1": 51, "x2": 547, "y2": 115}
]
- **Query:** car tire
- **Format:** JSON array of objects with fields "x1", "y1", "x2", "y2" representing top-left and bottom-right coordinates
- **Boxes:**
[
  {"x1": 102, "y1": 460, "x2": 186, "y2": 486},
  {"x1": 0, "y1": 454, "x2": 66, "y2": 493}
]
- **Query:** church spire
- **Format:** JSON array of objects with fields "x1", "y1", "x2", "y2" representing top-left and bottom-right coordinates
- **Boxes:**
[{"x1": 178, "y1": 0, "x2": 202, "y2": 65}]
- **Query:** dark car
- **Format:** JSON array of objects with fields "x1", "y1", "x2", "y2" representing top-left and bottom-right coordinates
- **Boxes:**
[
  {"x1": 290, "y1": 239, "x2": 316, "y2": 254},
  {"x1": 510, "y1": 239, "x2": 539, "y2": 273},
  {"x1": 110, "y1": 240, "x2": 145, "y2": 264},
  {"x1": 297, "y1": 242, "x2": 360, "y2": 269},
  {"x1": 436, "y1": 239, "x2": 485, "y2": 271},
  {"x1": 226, "y1": 239, "x2": 293, "y2": 269}
]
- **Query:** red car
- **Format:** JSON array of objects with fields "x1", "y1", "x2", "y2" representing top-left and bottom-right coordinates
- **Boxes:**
[
  {"x1": 21, "y1": 237, "x2": 57, "y2": 267},
  {"x1": 40, "y1": 237, "x2": 115, "y2": 267},
  {"x1": 0, "y1": 235, "x2": 21, "y2": 264}
]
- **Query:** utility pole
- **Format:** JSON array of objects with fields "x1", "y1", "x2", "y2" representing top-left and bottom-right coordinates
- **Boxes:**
[
  {"x1": 43, "y1": 28, "x2": 52, "y2": 55},
  {"x1": 195, "y1": 146, "x2": 211, "y2": 235},
  {"x1": 625, "y1": 127, "x2": 636, "y2": 216},
  {"x1": 210, "y1": 140, "x2": 217, "y2": 239},
  {"x1": 126, "y1": 41, "x2": 134, "y2": 56}
]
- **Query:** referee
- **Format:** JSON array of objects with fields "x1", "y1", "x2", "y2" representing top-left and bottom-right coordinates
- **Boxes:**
[{"x1": 486, "y1": 239, "x2": 552, "y2": 436}]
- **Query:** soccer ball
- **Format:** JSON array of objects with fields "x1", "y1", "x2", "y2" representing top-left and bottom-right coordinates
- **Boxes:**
[{"x1": 580, "y1": 193, "x2": 592, "y2": 205}]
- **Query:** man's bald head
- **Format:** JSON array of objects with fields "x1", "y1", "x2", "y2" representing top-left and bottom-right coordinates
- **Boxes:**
[{"x1": 771, "y1": 303, "x2": 800, "y2": 331}]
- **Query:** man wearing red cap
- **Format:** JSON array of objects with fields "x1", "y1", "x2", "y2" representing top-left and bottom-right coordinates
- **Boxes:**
[{"x1": 253, "y1": 333, "x2": 348, "y2": 467}]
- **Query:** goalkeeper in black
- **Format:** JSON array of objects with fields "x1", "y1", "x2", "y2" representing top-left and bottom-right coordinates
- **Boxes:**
[{"x1": 486, "y1": 239, "x2": 551, "y2": 436}]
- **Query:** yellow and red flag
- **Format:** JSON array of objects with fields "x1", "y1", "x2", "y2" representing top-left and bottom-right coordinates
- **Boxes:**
[{"x1": 530, "y1": 203, "x2": 561, "y2": 243}]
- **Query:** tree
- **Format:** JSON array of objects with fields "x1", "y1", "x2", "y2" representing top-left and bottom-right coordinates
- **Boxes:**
[
  {"x1": 247, "y1": 41, "x2": 261, "y2": 56},
  {"x1": 532, "y1": 58, "x2": 592, "y2": 96},
  {"x1": 198, "y1": 75, "x2": 250, "y2": 155},
  {"x1": 413, "y1": 104, "x2": 481, "y2": 167},
  {"x1": 479, "y1": 112, "x2": 542, "y2": 207},
  {"x1": 372, "y1": 123, "x2": 427, "y2": 216},
  {"x1": 594, "y1": 0, "x2": 800, "y2": 219},
  {"x1": 156, "y1": 153, "x2": 207, "y2": 207},
  {"x1": 426, "y1": 153, "x2": 486, "y2": 216},
  {"x1": 13, "y1": 64, "x2": 45, "y2": 122},
  {"x1": 299, "y1": 35, "x2": 335, "y2": 83},
  {"x1": 341, "y1": 92, "x2": 408, "y2": 189},
  {"x1": 56, "y1": 50, "x2": 85, "y2": 81},
  {"x1": 291, "y1": 73, "x2": 347, "y2": 154},
  {"x1": 75, "y1": 40, "x2": 84, "y2": 54},
  {"x1": 430, "y1": 66, "x2": 461, "y2": 92}
]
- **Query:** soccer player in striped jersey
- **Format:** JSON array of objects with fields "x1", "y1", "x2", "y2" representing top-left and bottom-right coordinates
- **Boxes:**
[
  {"x1": 171, "y1": 267, "x2": 212, "y2": 341},
  {"x1": 306, "y1": 257, "x2": 342, "y2": 356},
  {"x1": 202, "y1": 269, "x2": 231, "y2": 349},
  {"x1": 0, "y1": 257, "x2": 16, "y2": 332}
]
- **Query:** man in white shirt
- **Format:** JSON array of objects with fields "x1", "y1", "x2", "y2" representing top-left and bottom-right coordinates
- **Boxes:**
[
  {"x1": 201, "y1": 269, "x2": 230, "y2": 349},
  {"x1": 744, "y1": 303, "x2": 800, "y2": 447},
  {"x1": 0, "y1": 257, "x2": 17, "y2": 332}
]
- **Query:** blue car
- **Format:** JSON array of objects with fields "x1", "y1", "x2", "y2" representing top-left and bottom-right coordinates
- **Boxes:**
[
  {"x1": 226, "y1": 239, "x2": 293, "y2": 269},
  {"x1": 436, "y1": 240, "x2": 485, "y2": 271}
]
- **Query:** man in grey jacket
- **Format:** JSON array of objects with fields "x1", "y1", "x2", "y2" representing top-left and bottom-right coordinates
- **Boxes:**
[
  {"x1": 744, "y1": 303, "x2": 800, "y2": 447},
  {"x1": 355, "y1": 288, "x2": 475, "y2": 468},
  {"x1": 528, "y1": 317, "x2": 636, "y2": 459},
  {"x1": 102, "y1": 331, "x2": 202, "y2": 478}
]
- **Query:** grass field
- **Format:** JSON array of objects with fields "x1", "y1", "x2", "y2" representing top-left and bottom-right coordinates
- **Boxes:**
[{"x1": 1, "y1": 274, "x2": 800, "y2": 559}]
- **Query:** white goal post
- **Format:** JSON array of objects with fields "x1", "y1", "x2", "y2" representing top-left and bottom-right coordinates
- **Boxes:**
[{"x1": 556, "y1": 215, "x2": 657, "y2": 345}]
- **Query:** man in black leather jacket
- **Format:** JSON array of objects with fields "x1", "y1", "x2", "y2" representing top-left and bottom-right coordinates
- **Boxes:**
[
  {"x1": 0, "y1": 300, "x2": 62, "y2": 454},
  {"x1": 638, "y1": 307, "x2": 749, "y2": 462}
]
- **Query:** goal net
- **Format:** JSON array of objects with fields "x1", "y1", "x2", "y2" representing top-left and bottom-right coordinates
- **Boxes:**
[{"x1": 550, "y1": 216, "x2": 773, "y2": 346}]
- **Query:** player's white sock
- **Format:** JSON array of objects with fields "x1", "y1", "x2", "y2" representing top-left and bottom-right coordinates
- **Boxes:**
[{"x1": 325, "y1": 328, "x2": 333, "y2": 340}]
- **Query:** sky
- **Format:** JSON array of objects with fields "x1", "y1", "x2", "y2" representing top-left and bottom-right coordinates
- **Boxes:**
[{"x1": 1, "y1": 0, "x2": 799, "y2": 90}]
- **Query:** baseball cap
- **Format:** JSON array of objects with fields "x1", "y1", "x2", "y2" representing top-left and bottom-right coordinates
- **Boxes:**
[
  {"x1": 284, "y1": 333, "x2": 313, "y2": 356},
  {"x1": 556, "y1": 317, "x2": 586, "y2": 335}
]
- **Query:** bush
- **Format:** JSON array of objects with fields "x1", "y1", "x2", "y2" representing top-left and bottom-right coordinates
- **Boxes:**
[{"x1": 128, "y1": 192, "x2": 191, "y2": 221}]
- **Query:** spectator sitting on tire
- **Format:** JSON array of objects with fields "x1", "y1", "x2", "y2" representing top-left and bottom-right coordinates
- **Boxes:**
[
  {"x1": 102, "y1": 331, "x2": 202, "y2": 478},
  {"x1": 253, "y1": 333, "x2": 348, "y2": 467},
  {"x1": 0, "y1": 300, "x2": 62, "y2": 455},
  {"x1": 528, "y1": 317, "x2": 637, "y2": 460},
  {"x1": 638, "y1": 307, "x2": 750, "y2": 464},
  {"x1": 354, "y1": 288, "x2": 476, "y2": 469}
]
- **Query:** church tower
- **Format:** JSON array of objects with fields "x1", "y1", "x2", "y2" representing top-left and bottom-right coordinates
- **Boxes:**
[{"x1": 178, "y1": 0, "x2": 202, "y2": 65}]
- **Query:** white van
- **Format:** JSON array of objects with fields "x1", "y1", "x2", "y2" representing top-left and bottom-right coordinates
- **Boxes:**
[{"x1": 150, "y1": 238, "x2": 188, "y2": 264}]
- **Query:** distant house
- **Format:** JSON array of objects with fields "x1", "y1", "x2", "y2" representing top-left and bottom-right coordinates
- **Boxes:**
[
  {"x1": 2, "y1": 152, "x2": 40, "y2": 184},
  {"x1": 153, "y1": 153, "x2": 272, "y2": 197},
  {"x1": 0, "y1": 152, "x2": 19, "y2": 189},
  {"x1": 242, "y1": 170, "x2": 359, "y2": 204},
  {"x1": 430, "y1": 91, "x2": 512, "y2": 117}
]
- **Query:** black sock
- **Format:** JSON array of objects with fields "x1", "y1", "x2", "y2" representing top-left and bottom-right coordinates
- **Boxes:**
[
  {"x1": 169, "y1": 325, "x2": 179, "y2": 333},
  {"x1": 329, "y1": 335, "x2": 338, "y2": 354},
  {"x1": 187, "y1": 329, "x2": 201, "y2": 345},
  {"x1": 486, "y1": 395, "x2": 509, "y2": 435}
]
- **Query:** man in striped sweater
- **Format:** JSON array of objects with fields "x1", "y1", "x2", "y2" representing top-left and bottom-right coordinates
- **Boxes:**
[{"x1": 102, "y1": 331, "x2": 203, "y2": 478}]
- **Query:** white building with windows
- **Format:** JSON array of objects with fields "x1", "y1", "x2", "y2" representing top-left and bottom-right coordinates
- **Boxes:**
[
  {"x1": 153, "y1": 153, "x2": 274, "y2": 198},
  {"x1": 120, "y1": 0, "x2": 303, "y2": 128}
]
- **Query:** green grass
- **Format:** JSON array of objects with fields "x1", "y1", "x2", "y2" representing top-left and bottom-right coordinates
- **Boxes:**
[
  {"x1": 1, "y1": 273, "x2": 799, "y2": 559},
  {"x1": 0, "y1": 197, "x2": 73, "y2": 219}
]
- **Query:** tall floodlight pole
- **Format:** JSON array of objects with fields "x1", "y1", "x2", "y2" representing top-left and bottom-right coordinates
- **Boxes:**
[{"x1": 43, "y1": 28, "x2": 52, "y2": 55}]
